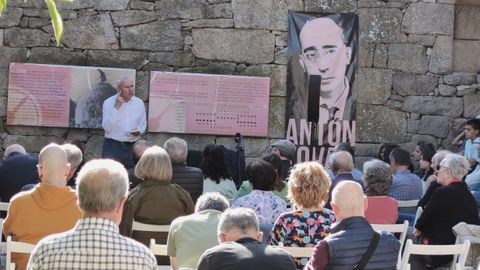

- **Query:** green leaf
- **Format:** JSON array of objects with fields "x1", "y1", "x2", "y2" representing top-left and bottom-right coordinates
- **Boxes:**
[
  {"x1": 45, "y1": 0, "x2": 63, "y2": 46},
  {"x1": 0, "y1": 0, "x2": 7, "y2": 16}
]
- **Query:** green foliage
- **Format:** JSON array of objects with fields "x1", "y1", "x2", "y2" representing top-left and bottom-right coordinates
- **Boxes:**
[
  {"x1": 0, "y1": 0, "x2": 6, "y2": 15},
  {"x1": 0, "y1": 0, "x2": 73, "y2": 46}
]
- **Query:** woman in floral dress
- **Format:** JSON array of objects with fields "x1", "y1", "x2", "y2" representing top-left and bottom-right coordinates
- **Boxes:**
[{"x1": 268, "y1": 162, "x2": 336, "y2": 269}]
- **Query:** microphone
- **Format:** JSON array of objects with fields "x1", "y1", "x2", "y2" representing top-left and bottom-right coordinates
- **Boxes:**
[{"x1": 307, "y1": 75, "x2": 321, "y2": 123}]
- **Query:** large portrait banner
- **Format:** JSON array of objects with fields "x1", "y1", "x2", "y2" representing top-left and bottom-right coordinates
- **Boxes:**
[
  {"x1": 7, "y1": 63, "x2": 135, "y2": 129},
  {"x1": 286, "y1": 11, "x2": 358, "y2": 164},
  {"x1": 148, "y1": 72, "x2": 270, "y2": 137}
]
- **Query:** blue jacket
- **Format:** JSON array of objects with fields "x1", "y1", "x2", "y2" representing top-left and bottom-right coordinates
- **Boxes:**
[{"x1": 327, "y1": 216, "x2": 399, "y2": 270}]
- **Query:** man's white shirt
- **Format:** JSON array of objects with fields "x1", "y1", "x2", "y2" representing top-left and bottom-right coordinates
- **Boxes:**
[{"x1": 102, "y1": 95, "x2": 146, "y2": 142}]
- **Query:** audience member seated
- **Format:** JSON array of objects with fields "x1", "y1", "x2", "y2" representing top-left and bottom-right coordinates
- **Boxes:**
[
  {"x1": 61, "y1": 143, "x2": 83, "y2": 185},
  {"x1": 417, "y1": 150, "x2": 449, "y2": 209},
  {"x1": 377, "y1": 143, "x2": 399, "y2": 164},
  {"x1": 388, "y1": 147, "x2": 423, "y2": 202},
  {"x1": 167, "y1": 192, "x2": 229, "y2": 270},
  {"x1": 268, "y1": 162, "x2": 336, "y2": 269},
  {"x1": 232, "y1": 160, "x2": 287, "y2": 224},
  {"x1": 237, "y1": 153, "x2": 289, "y2": 202},
  {"x1": 64, "y1": 140, "x2": 85, "y2": 186},
  {"x1": 119, "y1": 146, "x2": 194, "y2": 264},
  {"x1": 326, "y1": 151, "x2": 363, "y2": 208},
  {"x1": 197, "y1": 208, "x2": 296, "y2": 270},
  {"x1": 3, "y1": 143, "x2": 82, "y2": 270},
  {"x1": 469, "y1": 146, "x2": 480, "y2": 206},
  {"x1": 326, "y1": 143, "x2": 363, "y2": 183},
  {"x1": 128, "y1": 139, "x2": 153, "y2": 189},
  {"x1": 269, "y1": 139, "x2": 297, "y2": 181},
  {"x1": 0, "y1": 144, "x2": 38, "y2": 203},
  {"x1": 415, "y1": 143, "x2": 437, "y2": 182},
  {"x1": 363, "y1": 159, "x2": 398, "y2": 224},
  {"x1": 463, "y1": 118, "x2": 480, "y2": 174},
  {"x1": 465, "y1": 119, "x2": 480, "y2": 199},
  {"x1": 28, "y1": 159, "x2": 157, "y2": 270},
  {"x1": 418, "y1": 144, "x2": 436, "y2": 191},
  {"x1": 164, "y1": 137, "x2": 204, "y2": 203},
  {"x1": 412, "y1": 141, "x2": 425, "y2": 177},
  {"x1": 413, "y1": 153, "x2": 480, "y2": 269},
  {"x1": 201, "y1": 144, "x2": 238, "y2": 201},
  {"x1": 305, "y1": 181, "x2": 400, "y2": 270}
]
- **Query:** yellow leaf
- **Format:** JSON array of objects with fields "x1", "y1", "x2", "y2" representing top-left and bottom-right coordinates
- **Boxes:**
[
  {"x1": 0, "y1": 0, "x2": 7, "y2": 16},
  {"x1": 45, "y1": 0, "x2": 63, "y2": 46}
]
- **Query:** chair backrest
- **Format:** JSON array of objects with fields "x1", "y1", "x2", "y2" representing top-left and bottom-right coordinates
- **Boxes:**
[
  {"x1": 399, "y1": 239, "x2": 471, "y2": 270},
  {"x1": 132, "y1": 221, "x2": 170, "y2": 233},
  {"x1": 277, "y1": 245, "x2": 314, "y2": 258},
  {"x1": 0, "y1": 202, "x2": 9, "y2": 212},
  {"x1": 397, "y1": 200, "x2": 419, "y2": 208},
  {"x1": 0, "y1": 218, "x2": 5, "y2": 267},
  {"x1": 6, "y1": 236, "x2": 36, "y2": 270},
  {"x1": 372, "y1": 220, "x2": 409, "y2": 269},
  {"x1": 149, "y1": 239, "x2": 168, "y2": 256},
  {"x1": 413, "y1": 207, "x2": 423, "y2": 227}
]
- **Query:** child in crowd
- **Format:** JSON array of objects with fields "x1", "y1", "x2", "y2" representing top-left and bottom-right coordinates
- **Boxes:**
[{"x1": 463, "y1": 119, "x2": 480, "y2": 199}]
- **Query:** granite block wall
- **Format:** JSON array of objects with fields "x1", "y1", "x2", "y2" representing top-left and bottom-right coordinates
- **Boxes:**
[{"x1": 0, "y1": 0, "x2": 478, "y2": 167}]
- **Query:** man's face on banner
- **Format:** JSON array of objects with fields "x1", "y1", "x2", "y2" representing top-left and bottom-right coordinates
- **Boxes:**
[{"x1": 299, "y1": 18, "x2": 352, "y2": 99}]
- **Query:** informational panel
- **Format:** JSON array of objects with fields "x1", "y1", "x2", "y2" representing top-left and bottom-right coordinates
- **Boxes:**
[
  {"x1": 7, "y1": 63, "x2": 135, "y2": 128},
  {"x1": 149, "y1": 72, "x2": 270, "y2": 137}
]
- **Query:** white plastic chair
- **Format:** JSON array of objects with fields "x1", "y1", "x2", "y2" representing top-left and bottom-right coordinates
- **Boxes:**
[
  {"x1": 0, "y1": 202, "x2": 9, "y2": 213},
  {"x1": 132, "y1": 222, "x2": 170, "y2": 269},
  {"x1": 5, "y1": 236, "x2": 35, "y2": 270},
  {"x1": 397, "y1": 200, "x2": 419, "y2": 208},
  {"x1": 149, "y1": 238, "x2": 168, "y2": 256},
  {"x1": 372, "y1": 220, "x2": 409, "y2": 269},
  {"x1": 149, "y1": 239, "x2": 171, "y2": 270},
  {"x1": 132, "y1": 220, "x2": 170, "y2": 233},
  {"x1": 413, "y1": 207, "x2": 423, "y2": 227},
  {"x1": 277, "y1": 242, "x2": 314, "y2": 258},
  {"x1": 399, "y1": 239, "x2": 471, "y2": 270}
]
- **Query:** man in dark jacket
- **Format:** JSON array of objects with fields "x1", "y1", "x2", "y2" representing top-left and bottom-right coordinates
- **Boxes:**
[
  {"x1": 0, "y1": 144, "x2": 38, "y2": 203},
  {"x1": 305, "y1": 181, "x2": 400, "y2": 270},
  {"x1": 197, "y1": 208, "x2": 296, "y2": 270},
  {"x1": 164, "y1": 137, "x2": 203, "y2": 203}
]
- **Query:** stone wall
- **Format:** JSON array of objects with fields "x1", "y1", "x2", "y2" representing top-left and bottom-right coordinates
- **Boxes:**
[{"x1": 0, "y1": 0, "x2": 478, "y2": 167}]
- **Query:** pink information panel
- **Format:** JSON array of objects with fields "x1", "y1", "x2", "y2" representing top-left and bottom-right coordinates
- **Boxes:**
[
  {"x1": 7, "y1": 63, "x2": 71, "y2": 127},
  {"x1": 7, "y1": 63, "x2": 135, "y2": 129},
  {"x1": 149, "y1": 72, "x2": 271, "y2": 137}
]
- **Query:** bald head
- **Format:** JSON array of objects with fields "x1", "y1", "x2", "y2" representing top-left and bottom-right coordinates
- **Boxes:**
[
  {"x1": 330, "y1": 151, "x2": 354, "y2": 175},
  {"x1": 4, "y1": 144, "x2": 26, "y2": 158},
  {"x1": 38, "y1": 143, "x2": 70, "y2": 185},
  {"x1": 331, "y1": 181, "x2": 365, "y2": 220}
]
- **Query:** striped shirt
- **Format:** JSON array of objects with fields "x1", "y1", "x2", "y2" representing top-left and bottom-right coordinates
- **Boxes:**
[{"x1": 28, "y1": 217, "x2": 157, "y2": 270}]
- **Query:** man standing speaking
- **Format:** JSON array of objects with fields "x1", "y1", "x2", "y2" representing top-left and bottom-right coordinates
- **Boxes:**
[{"x1": 102, "y1": 77, "x2": 146, "y2": 169}]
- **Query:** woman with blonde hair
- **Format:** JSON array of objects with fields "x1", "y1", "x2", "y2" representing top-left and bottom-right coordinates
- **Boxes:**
[
  {"x1": 268, "y1": 162, "x2": 336, "y2": 269},
  {"x1": 120, "y1": 146, "x2": 194, "y2": 263}
]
